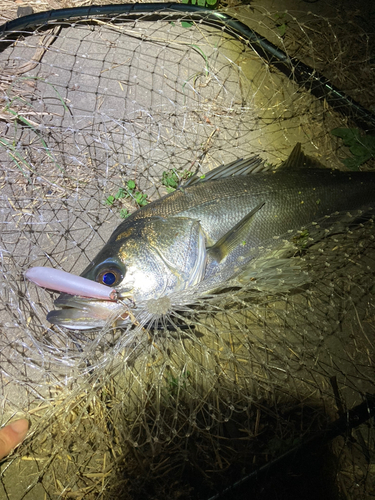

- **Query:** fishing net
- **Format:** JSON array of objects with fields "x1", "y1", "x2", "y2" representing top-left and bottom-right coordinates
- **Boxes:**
[{"x1": 0, "y1": 2, "x2": 374, "y2": 499}]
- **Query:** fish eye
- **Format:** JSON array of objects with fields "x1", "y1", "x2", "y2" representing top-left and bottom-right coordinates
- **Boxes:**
[{"x1": 96, "y1": 267, "x2": 123, "y2": 287}]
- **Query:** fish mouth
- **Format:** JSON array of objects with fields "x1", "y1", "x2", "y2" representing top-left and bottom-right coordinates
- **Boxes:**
[{"x1": 47, "y1": 293, "x2": 129, "y2": 330}]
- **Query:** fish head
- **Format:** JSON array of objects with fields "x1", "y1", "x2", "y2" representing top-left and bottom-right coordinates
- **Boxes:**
[
  {"x1": 84, "y1": 216, "x2": 208, "y2": 301},
  {"x1": 47, "y1": 216, "x2": 207, "y2": 329}
]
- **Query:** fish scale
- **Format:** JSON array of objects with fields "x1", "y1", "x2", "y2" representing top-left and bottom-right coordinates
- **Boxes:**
[{"x1": 125, "y1": 169, "x2": 375, "y2": 245}]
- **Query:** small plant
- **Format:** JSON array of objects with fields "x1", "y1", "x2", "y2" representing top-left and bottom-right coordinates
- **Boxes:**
[
  {"x1": 274, "y1": 12, "x2": 288, "y2": 37},
  {"x1": 119, "y1": 208, "x2": 130, "y2": 219},
  {"x1": 161, "y1": 169, "x2": 180, "y2": 192},
  {"x1": 105, "y1": 179, "x2": 148, "y2": 214},
  {"x1": 331, "y1": 127, "x2": 375, "y2": 170},
  {"x1": 161, "y1": 168, "x2": 194, "y2": 193}
]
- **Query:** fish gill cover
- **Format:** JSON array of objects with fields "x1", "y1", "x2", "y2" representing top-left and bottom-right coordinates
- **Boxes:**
[{"x1": 0, "y1": 2, "x2": 374, "y2": 499}]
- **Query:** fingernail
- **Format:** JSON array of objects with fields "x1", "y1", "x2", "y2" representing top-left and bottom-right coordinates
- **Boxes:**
[{"x1": 9, "y1": 419, "x2": 29, "y2": 437}]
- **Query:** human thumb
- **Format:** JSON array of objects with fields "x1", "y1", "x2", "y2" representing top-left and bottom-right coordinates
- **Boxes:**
[{"x1": 0, "y1": 419, "x2": 29, "y2": 460}]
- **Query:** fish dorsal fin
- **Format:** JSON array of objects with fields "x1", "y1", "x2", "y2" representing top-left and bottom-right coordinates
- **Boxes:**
[
  {"x1": 278, "y1": 143, "x2": 326, "y2": 170},
  {"x1": 182, "y1": 144, "x2": 326, "y2": 188},
  {"x1": 182, "y1": 155, "x2": 270, "y2": 188},
  {"x1": 207, "y1": 202, "x2": 265, "y2": 263}
]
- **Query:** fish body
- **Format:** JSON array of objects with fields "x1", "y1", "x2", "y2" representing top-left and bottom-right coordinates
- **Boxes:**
[
  {"x1": 129, "y1": 166, "x2": 374, "y2": 244},
  {"x1": 45, "y1": 145, "x2": 375, "y2": 329}
]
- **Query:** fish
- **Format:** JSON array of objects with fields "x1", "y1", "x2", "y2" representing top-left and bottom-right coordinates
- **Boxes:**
[{"x1": 30, "y1": 143, "x2": 375, "y2": 330}]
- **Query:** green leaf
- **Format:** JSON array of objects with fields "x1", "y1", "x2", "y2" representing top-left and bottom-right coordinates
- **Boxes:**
[
  {"x1": 331, "y1": 127, "x2": 361, "y2": 146},
  {"x1": 162, "y1": 169, "x2": 179, "y2": 189},
  {"x1": 274, "y1": 12, "x2": 286, "y2": 20},
  {"x1": 277, "y1": 23, "x2": 286, "y2": 37},
  {"x1": 331, "y1": 127, "x2": 375, "y2": 170},
  {"x1": 120, "y1": 208, "x2": 130, "y2": 219},
  {"x1": 127, "y1": 179, "x2": 136, "y2": 190},
  {"x1": 105, "y1": 195, "x2": 115, "y2": 206},
  {"x1": 134, "y1": 191, "x2": 148, "y2": 206},
  {"x1": 115, "y1": 188, "x2": 125, "y2": 199},
  {"x1": 349, "y1": 144, "x2": 366, "y2": 156},
  {"x1": 342, "y1": 156, "x2": 366, "y2": 170}
]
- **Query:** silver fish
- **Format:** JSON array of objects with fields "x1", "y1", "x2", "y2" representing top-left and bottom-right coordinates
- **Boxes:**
[{"x1": 46, "y1": 144, "x2": 375, "y2": 330}]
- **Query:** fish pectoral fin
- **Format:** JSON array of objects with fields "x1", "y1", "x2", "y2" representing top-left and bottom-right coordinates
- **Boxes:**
[
  {"x1": 278, "y1": 143, "x2": 326, "y2": 170},
  {"x1": 182, "y1": 156, "x2": 269, "y2": 188},
  {"x1": 207, "y1": 202, "x2": 265, "y2": 263}
]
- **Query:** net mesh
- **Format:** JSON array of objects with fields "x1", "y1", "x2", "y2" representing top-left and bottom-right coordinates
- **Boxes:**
[{"x1": 0, "y1": 3, "x2": 374, "y2": 499}]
